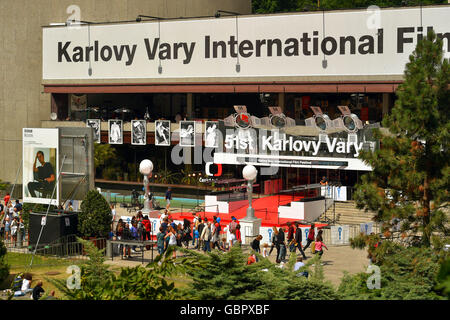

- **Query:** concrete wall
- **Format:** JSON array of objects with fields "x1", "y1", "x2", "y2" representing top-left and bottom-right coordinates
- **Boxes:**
[{"x1": 0, "y1": 0, "x2": 251, "y2": 183}]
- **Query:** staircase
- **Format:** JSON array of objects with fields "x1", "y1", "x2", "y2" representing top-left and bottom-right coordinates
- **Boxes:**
[{"x1": 320, "y1": 201, "x2": 377, "y2": 225}]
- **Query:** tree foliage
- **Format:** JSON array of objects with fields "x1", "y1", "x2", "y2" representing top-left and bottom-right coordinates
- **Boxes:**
[
  {"x1": 435, "y1": 257, "x2": 450, "y2": 298},
  {"x1": 49, "y1": 240, "x2": 186, "y2": 300},
  {"x1": 338, "y1": 246, "x2": 447, "y2": 299},
  {"x1": 179, "y1": 246, "x2": 338, "y2": 300},
  {"x1": 0, "y1": 239, "x2": 9, "y2": 285},
  {"x1": 353, "y1": 30, "x2": 450, "y2": 247},
  {"x1": 252, "y1": 0, "x2": 447, "y2": 13},
  {"x1": 78, "y1": 190, "x2": 112, "y2": 238}
]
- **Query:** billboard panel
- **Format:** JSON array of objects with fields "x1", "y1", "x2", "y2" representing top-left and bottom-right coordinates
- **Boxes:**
[
  {"x1": 43, "y1": 6, "x2": 450, "y2": 80},
  {"x1": 23, "y1": 128, "x2": 59, "y2": 205}
]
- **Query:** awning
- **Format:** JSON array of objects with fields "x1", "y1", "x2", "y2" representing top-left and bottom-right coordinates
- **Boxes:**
[{"x1": 43, "y1": 81, "x2": 401, "y2": 94}]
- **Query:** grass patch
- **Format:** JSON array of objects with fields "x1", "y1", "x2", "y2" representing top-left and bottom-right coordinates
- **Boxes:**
[{"x1": 5, "y1": 252, "x2": 84, "y2": 269}]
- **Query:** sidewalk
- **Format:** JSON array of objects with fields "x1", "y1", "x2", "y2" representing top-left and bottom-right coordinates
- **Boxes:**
[{"x1": 104, "y1": 243, "x2": 369, "y2": 288}]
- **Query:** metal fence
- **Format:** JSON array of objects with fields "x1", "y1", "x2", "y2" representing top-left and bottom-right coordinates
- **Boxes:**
[
  {"x1": 320, "y1": 223, "x2": 382, "y2": 247},
  {"x1": 3, "y1": 234, "x2": 107, "y2": 267}
]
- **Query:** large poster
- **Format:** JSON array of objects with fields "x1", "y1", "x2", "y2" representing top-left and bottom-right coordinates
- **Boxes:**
[
  {"x1": 86, "y1": 119, "x2": 101, "y2": 143},
  {"x1": 131, "y1": 120, "x2": 146, "y2": 145},
  {"x1": 108, "y1": 120, "x2": 123, "y2": 144},
  {"x1": 155, "y1": 120, "x2": 171, "y2": 146},
  {"x1": 179, "y1": 121, "x2": 195, "y2": 147},
  {"x1": 204, "y1": 121, "x2": 219, "y2": 148},
  {"x1": 23, "y1": 128, "x2": 59, "y2": 205}
]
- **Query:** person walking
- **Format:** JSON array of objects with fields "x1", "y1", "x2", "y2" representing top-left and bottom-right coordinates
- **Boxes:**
[
  {"x1": 156, "y1": 227, "x2": 165, "y2": 255},
  {"x1": 196, "y1": 218, "x2": 204, "y2": 250},
  {"x1": 234, "y1": 224, "x2": 241, "y2": 246},
  {"x1": 200, "y1": 221, "x2": 212, "y2": 252},
  {"x1": 164, "y1": 226, "x2": 178, "y2": 258},
  {"x1": 165, "y1": 187, "x2": 172, "y2": 210},
  {"x1": 228, "y1": 217, "x2": 238, "y2": 249},
  {"x1": 287, "y1": 222, "x2": 295, "y2": 252},
  {"x1": 182, "y1": 219, "x2": 192, "y2": 249},
  {"x1": 276, "y1": 227, "x2": 287, "y2": 263},
  {"x1": 141, "y1": 215, "x2": 151, "y2": 249},
  {"x1": 212, "y1": 217, "x2": 224, "y2": 251},
  {"x1": 251, "y1": 235, "x2": 262, "y2": 254},
  {"x1": 303, "y1": 223, "x2": 316, "y2": 251},
  {"x1": 314, "y1": 229, "x2": 328, "y2": 260},
  {"x1": 268, "y1": 226, "x2": 279, "y2": 256},
  {"x1": 192, "y1": 213, "x2": 199, "y2": 246},
  {"x1": 294, "y1": 222, "x2": 307, "y2": 259}
]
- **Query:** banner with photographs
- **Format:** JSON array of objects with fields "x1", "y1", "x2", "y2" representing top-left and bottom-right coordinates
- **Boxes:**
[
  {"x1": 22, "y1": 128, "x2": 59, "y2": 205},
  {"x1": 155, "y1": 120, "x2": 171, "y2": 146},
  {"x1": 86, "y1": 119, "x2": 101, "y2": 143},
  {"x1": 179, "y1": 121, "x2": 195, "y2": 147},
  {"x1": 108, "y1": 120, "x2": 123, "y2": 144},
  {"x1": 204, "y1": 121, "x2": 219, "y2": 148},
  {"x1": 131, "y1": 120, "x2": 146, "y2": 145}
]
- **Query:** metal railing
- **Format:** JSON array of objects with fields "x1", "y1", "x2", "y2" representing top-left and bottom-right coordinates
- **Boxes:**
[
  {"x1": 4, "y1": 234, "x2": 108, "y2": 267},
  {"x1": 320, "y1": 223, "x2": 382, "y2": 247},
  {"x1": 180, "y1": 204, "x2": 219, "y2": 217},
  {"x1": 1, "y1": 230, "x2": 30, "y2": 252}
]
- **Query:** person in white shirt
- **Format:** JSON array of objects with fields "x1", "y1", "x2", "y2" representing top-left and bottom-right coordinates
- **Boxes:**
[
  {"x1": 160, "y1": 209, "x2": 168, "y2": 224},
  {"x1": 294, "y1": 256, "x2": 308, "y2": 277},
  {"x1": 14, "y1": 274, "x2": 33, "y2": 296},
  {"x1": 262, "y1": 243, "x2": 269, "y2": 258}
]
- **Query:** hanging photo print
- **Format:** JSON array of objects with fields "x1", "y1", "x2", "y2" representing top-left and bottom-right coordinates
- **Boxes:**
[
  {"x1": 108, "y1": 119, "x2": 123, "y2": 144},
  {"x1": 179, "y1": 121, "x2": 195, "y2": 147},
  {"x1": 86, "y1": 119, "x2": 101, "y2": 143},
  {"x1": 155, "y1": 120, "x2": 171, "y2": 146},
  {"x1": 204, "y1": 121, "x2": 219, "y2": 148},
  {"x1": 131, "y1": 120, "x2": 146, "y2": 145}
]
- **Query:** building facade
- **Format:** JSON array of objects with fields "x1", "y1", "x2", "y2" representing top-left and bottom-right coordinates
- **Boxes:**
[
  {"x1": 0, "y1": 0, "x2": 252, "y2": 183},
  {"x1": 2, "y1": 2, "x2": 449, "y2": 194}
]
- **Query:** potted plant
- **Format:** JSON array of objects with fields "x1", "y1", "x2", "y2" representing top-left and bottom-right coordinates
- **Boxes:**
[{"x1": 78, "y1": 190, "x2": 112, "y2": 250}]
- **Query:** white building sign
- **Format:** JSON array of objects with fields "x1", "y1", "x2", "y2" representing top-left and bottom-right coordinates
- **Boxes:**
[{"x1": 43, "y1": 7, "x2": 449, "y2": 80}]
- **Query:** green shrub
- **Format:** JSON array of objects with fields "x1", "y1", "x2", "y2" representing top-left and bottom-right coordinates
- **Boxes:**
[
  {"x1": 0, "y1": 240, "x2": 9, "y2": 285},
  {"x1": 338, "y1": 246, "x2": 446, "y2": 300},
  {"x1": 78, "y1": 190, "x2": 112, "y2": 238},
  {"x1": 179, "y1": 246, "x2": 338, "y2": 300}
]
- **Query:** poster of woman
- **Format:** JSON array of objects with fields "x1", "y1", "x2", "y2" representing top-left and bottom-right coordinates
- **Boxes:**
[
  {"x1": 131, "y1": 120, "x2": 146, "y2": 145},
  {"x1": 179, "y1": 121, "x2": 195, "y2": 147},
  {"x1": 205, "y1": 121, "x2": 219, "y2": 148},
  {"x1": 155, "y1": 120, "x2": 171, "y2": 146},
  {"x1": 108, "y1": 120, "x2": 123, "y2": 144},
  {"x1": 86, "y1": 119, "x2": 101, "y2": 143}
]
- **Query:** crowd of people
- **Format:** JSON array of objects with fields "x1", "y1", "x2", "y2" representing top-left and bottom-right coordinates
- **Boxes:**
[
  {"x1": 0, "y1": 193, "x2": 26, "y2": 246},
  {"x1": 268, "y1": 222, "x2": 328, "y2": 264},
  {"x1": 109, "y1": 209, "x2": 246, "y2": 259},
  {"x1": 110, "y1": 202, "x2": 329, "y2": 269}
]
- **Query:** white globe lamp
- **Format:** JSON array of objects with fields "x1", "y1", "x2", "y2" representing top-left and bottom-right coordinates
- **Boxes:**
[
  {"x1": 242, "y1": 165, "x2": 257, "y2": 220},
  {"x1": 139, "y1": 159, "x2": 154, "y2": 213},
  {"x1": 243, "y1": 165, "x2": 257, "y2": 181},
  {"x1": 139, "y1": 159, "x2": 153, "y2": 176}
]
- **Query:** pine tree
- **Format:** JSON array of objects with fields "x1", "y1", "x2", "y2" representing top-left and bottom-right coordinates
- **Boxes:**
[
  {"x1": 78, "y1": 190, "x2": 112, "y2": 238},
  {"x1": 354, "y1": 30, "x2": 449, "y2": 247}
]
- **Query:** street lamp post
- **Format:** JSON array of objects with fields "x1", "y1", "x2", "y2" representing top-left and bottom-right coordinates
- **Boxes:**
[
  {"x1": 139, "y1": 159, "x2": 154, "y2": 214},
  {"x1": 243, "y1": 165, "x2": 257, "y2": 220},
  {"x1": 240, "y1": 165, "x2": 262, "y2": 245}
]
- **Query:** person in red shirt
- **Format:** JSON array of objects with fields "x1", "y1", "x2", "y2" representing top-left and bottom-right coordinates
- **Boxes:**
[
  {"x1": 287, "y1": 222, "x2": 295, "y2": 252},
  {"x1": 247, "y1": 254, "x2": 256, "y2": 265},
  {"x1": 4, "y1": 193, "x2": 10, "y2": 206},
  {"x1": 141, "y1": 216, "x2": 151, "y2": 241},
  {"x1": 303, "y1": 223, "x2": 315, "y2": 251},
  {"x1": 235, "y1": 224, "x2": 241, "y2": 245}
]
